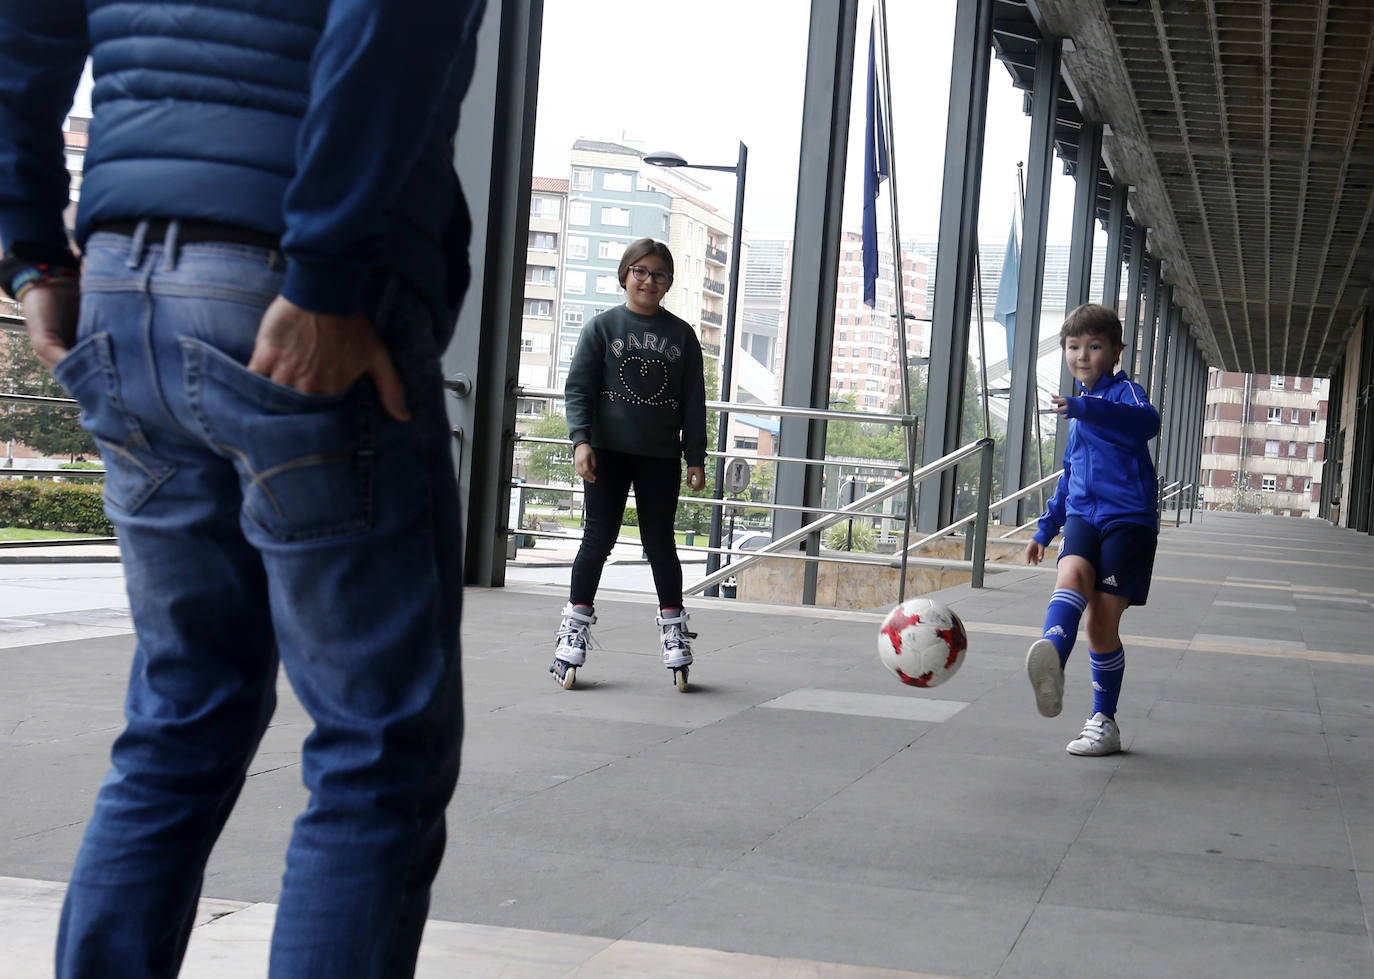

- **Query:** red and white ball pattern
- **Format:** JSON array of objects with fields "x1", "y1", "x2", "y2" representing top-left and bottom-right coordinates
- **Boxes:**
[{"x1": 877, "y1": 598, "x2": 968, "y2": 688}]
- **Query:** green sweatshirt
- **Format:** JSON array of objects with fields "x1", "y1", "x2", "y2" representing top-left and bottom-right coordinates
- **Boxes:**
[{"x1": 564, "y1": 304, "x2": 708, "y2": 466}]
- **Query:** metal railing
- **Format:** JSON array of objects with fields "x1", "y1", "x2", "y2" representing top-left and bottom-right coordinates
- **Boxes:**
[
  {"x1": 1, "y1": 314, "x2": 111, "y2": 548},
  {"x1": 511, "y1": 387, "x2": 1004, "y2": 606}
]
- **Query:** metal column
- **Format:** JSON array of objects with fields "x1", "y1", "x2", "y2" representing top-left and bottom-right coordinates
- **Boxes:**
[
  {"x1": 917, "y1": 0, "x2": 994, "y2": 532},
  {"x1": 772, "y1": 0, "x2": 859, "y2": 603},
  {"x1": 1057, "y1": 122, "x2": 1101, "y2": 465},
  {"x1": 446, "y1": 0, "x2": 543, "y2": 587},
  {"x1": 1138, "y1": 268, "x2": 1162, "y2": 397},
  {"x1": 1002, "y1": 36, "x2": 1061, "y2": 525},
  {"x1": 1100, "y1": 183, "x2": 1127, "y2": 310},
  {"x1": 1121, "y1": 222, "x2": 1143, "y2": 380}
]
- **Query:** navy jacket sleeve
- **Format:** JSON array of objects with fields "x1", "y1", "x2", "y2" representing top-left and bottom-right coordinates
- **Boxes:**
[
  {"x1": 0, "y1": 0, "x2": 88, "y2": 250},
  {"x1": 279, "y1": 0, "x2": 485, "y2": 315}
]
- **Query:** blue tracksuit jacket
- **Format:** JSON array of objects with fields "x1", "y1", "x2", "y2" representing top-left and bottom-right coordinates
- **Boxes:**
[{"x1": 1033, "y1": 370, "x2": 1161, "y2": 546}]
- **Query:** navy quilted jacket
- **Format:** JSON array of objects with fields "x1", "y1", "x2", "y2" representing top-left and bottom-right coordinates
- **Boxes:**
[{"x1": 0, "y1": 0, "x2": 484, "y2": 318}]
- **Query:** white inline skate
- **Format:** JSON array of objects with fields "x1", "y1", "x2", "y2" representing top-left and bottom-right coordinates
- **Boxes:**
[
  {"x1": 549, "y1": 603, "x2": 595, "y2": 689},
  {"x1": 656, "y1": 606, "x2": 696, "y2": 692}
]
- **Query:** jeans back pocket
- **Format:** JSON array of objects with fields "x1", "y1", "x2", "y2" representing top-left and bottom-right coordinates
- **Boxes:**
[
  {"x1": 181, "y1": 339, "x2": 375, "y2": 544},
  {"x1": 51, "y1": 333, "x2": 176, "y2": 516}
]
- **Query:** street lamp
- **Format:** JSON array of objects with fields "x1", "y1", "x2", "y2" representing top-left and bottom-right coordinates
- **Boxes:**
[{"x1": 644, "y1": 141, "x2": 748, "y2": 596}]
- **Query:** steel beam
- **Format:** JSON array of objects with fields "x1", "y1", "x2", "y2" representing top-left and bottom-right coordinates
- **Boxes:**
[
  {"x1": 446, "y1": 0, "x2": 543, "y2": 587},
  {"x1": 773, "y1": 0, "x2": 859, "y2": 602},
  {"x1": 1002, "y1": 35, "x2": 1061, "y2": 525},
  {"x1": 917, "y1": 0, "x2": 994, "y2": 532}
]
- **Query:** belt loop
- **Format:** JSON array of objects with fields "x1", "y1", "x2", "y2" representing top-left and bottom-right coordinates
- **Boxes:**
[
  {"x1": 125, "y1": 220, "x2": 149, "y2": 269},
  {"x1": 160, "y1": 219, "x2": 182, "y2": 272}
]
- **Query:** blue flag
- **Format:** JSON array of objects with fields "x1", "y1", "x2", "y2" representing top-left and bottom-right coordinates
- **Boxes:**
[
  {"x1": 993, "y1": 221, "x2": 1019, "y2": 364},
  {"x1": 862, "y1": 14, "x2": 888, "y2": 308}
]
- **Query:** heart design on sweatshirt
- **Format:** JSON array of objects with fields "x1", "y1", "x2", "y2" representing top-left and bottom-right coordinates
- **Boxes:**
[{"x1": 609, "y1": 355, "x2": 677, "y2": 407}]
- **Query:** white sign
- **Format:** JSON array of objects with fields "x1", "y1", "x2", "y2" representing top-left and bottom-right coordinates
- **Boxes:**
[{"x1": 724, "y1": 458, "x2": 752, "y2": 495}]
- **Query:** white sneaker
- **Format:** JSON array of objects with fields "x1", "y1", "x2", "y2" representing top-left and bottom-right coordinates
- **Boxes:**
[
  {"x1": 1026, "y1": 638, "x2": 1064, "y2": 718},
  {"x1": 1066, "y1": 712, "x2": 1121, "y2": 756}
]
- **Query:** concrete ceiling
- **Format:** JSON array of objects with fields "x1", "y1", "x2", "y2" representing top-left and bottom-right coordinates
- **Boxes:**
[{"x1": 1017, "y1": 0, "x2": 1374, "y2": 378}]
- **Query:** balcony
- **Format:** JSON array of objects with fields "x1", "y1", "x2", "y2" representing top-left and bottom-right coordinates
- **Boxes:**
[
  {"x1": 703, "y1": 276, "x2": 727, "y2": 297},
  {"x1": 705, "y1": 244, "x2": 728, "y2": 266},
  {"x1": 700, "y1": 308, "x2": 723, "y2": 327}
]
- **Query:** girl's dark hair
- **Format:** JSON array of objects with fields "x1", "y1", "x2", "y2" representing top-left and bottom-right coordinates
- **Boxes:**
[
  {"x1": 617, "y1": 238, "x2": 675, "y2": 287},
  {"x1": 1061, "y1": 302, "x2": 1124, "y2": 348}
]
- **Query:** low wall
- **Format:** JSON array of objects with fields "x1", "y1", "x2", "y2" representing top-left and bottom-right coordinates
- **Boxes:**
[{"x1": 733, "y1": 527, "x2": 1045, "y2": 611}]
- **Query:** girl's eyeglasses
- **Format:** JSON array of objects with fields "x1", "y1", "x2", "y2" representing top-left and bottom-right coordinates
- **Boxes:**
[{"x1": 628, "y1": 265, "x2": 672, "y2": 286}]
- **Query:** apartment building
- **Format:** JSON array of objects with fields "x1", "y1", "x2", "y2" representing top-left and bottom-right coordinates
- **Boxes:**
[
  {"x1": 518, "y1": 176, "x2": 569, "y2": 401},
  {"x1": 1199, "y1": 371, "x2": 1328, "y2": 517}
]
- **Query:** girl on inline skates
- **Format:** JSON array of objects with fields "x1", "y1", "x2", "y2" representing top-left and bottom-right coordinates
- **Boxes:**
[{"x1": 550, "y1": 238, "x2": 708, "y2": 691}]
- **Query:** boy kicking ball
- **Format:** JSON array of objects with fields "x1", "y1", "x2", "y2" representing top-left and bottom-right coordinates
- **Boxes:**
[{"x1": 1025, "y1": 303, "x2": 1161, "y2": 756}]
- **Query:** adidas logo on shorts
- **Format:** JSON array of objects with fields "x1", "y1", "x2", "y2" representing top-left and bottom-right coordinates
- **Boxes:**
[{"x1": 1100, "y1": 574, "x2": 1119, "y2": 587}]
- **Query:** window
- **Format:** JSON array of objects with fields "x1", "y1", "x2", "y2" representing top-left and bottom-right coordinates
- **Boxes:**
[
  {"x1": 595, "y1": 274, "x2": 620, "y2": 294},
  {"x1": 566, "y1": 236, "x2": 588, "y2": 260},
  {"x1": 571, "y1": 167, "x2": 592, "y2": 190},
  {"x1": 519, "y1": 333, "x2": 551, "y2": 354},
  {"x1": 1305, "y1": 476, "x2": 1313, "y2": 491},
  {"x1": 563, "y1": 307, "x2": 583, "y2": 330},
  {"x1": 1288, "y1": 441, "x2": 1297, "y2": 456},
  {"x1": 523, "y1": 299, "x2": 551, "y2": 319},
  {"x1": 1262, "y1": 475, "x2": 1277, "y2": 492},
  {"x1": 601, "y1": 207, "x2": 630, "y2": 227},
  {"x1": 1291, "y1": 408, "x2": 1301, "y2": 423},
  {"x1": 1270, "y1": 375, "x2": 1285, "y2": 389},
  {"x1": 602, "y1": 171, "x2": 633, "y2": 192},
  {"x1": 564, "y1": 271, "x2": 586, "y2": 294},
  {"x1": 598, "y1": 240, "x2": 620, "y2": 259},
  {"x1": 569, "y1": 202, "x2": 591, "y2": 225},
  {"x1": 528, "y1": 231, "x2": 557, "y2": 251},
  {"x1": 1267, "y1": 407, "x2": 1283, "y2": 423},
  {"x1": 1311, "y1": 410, "x2": 1319, "y2": 423},
  {"x1": 1264, "y1": 439, "x2": 1279, "y2": 457},
  {"x1": 530, "y1": 196, "x2": 560, "y2": 221},
  {"x1": 1285, "y1": 475, "x2": 1294, "y2": 490},
  {"x1": 525, "y1": 265, "x2": 555, "y2": 285}
]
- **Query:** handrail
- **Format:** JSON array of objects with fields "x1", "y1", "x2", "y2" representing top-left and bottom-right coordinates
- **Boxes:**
[
  {"x1": 686, "y1": 438, "x2": 995, "y2": 597},
  {"x1": 512, "y1": 388, "x2": 1002, "y2": 604}
]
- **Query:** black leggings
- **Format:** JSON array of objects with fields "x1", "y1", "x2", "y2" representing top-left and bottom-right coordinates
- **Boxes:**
[{"x1": 570, "y1": 447, "x2": 683, "y2": 609}]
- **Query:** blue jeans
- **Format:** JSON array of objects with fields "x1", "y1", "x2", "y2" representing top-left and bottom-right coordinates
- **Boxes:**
[{"x1": 52, "y1": 228, "x2": 464, "y2": 978}]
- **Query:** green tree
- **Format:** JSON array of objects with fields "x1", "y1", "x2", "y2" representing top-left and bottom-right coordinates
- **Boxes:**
[
  {"x1": 0, "y1": 333, "x2": 95, "y2": 461},
  {"x1": 521, "y1": 411, "x2": 574, "y2": 506},
  {"x1": 677, "y1": 359, "x2": 721, "y2": 535}
]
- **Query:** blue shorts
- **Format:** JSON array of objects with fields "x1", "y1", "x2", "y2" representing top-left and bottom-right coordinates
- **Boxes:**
[{"x1": 1058, "y1": 515, "x2": 1158, "y2": 605}]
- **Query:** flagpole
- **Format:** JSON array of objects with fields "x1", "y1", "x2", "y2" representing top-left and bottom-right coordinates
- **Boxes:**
[
  {"x1": 974, "y1": 245, "x2": 990, "y2": 439},
  {"x1": 1015, "y1": 162, "x2": 1048, "y2": 513},
  {"x1": 875, "y1": 0, "x2": 911, "y2": 426}
]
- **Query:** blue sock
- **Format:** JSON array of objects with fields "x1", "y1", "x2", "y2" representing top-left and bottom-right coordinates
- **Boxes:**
[
  {"x1": 1090, "y1": 646, "x2": 1126, "y2": 718},
  {"x1": 1041, "y1": 588, "x2": 1087, "y2": 667}
]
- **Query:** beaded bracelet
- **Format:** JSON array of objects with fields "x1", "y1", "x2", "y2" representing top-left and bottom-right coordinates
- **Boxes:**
[{"x1": 11, "y1": 263, "x2": 79, "y2": 302}]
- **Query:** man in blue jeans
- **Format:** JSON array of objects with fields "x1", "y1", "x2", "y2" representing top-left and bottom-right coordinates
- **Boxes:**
[{"x1": 0, "y1": 1, "x2": 484, "y2": 975}]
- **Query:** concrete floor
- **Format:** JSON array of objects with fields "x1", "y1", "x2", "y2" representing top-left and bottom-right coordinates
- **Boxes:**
[{"x1": 2, "y1": 510, "x2": 1373, "y2": 977}]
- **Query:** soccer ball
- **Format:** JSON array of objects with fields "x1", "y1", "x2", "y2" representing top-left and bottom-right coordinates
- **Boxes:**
[{"x1": 877, "y1": 598, "x2": 968, "y2": 688}]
